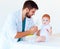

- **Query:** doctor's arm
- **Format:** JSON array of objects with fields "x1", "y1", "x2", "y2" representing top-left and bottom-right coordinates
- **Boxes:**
[
  {"x1": 15, "y1": 26, "x2": 38, "y2": 38},
  {"x1": 15, "y1": 30, "x2": 31, "y2": 38}
]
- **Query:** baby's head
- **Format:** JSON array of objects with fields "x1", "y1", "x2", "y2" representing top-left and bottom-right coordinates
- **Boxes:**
[{"x1": 42, "y1": 14, "x2": 50, "y2": 25}]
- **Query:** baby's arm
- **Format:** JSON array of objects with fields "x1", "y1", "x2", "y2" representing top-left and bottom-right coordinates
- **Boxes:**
[
  {"x1": 47, "y1": 27, "x2": 52, "y2": 36},
  {"x1": 36, "y1": 30, "x2": 40, "y2": 36}
]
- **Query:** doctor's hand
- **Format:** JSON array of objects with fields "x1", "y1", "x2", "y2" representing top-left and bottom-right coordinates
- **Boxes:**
[{"x1": 29, "y1": 26, "x2": 38, "y2": 35}]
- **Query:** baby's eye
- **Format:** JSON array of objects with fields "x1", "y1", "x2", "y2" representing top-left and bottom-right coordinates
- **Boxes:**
[{"x1": 46, "y1": 20, "x2": 48, "y2": 21}]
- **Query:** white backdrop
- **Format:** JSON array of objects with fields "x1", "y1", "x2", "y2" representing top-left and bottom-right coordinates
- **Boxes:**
[{"x1": 0, "y1": 0, "x2": 60, "y2": 34}]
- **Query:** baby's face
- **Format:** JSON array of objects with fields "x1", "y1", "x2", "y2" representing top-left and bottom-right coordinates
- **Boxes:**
[{"x1": 42, "y1": 17, "x2": 50, "y2": 25}]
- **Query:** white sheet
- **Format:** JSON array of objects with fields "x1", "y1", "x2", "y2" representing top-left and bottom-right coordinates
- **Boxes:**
[
  {"x1": 10, "y1": 36, "x2": 60, "y2": 49},
  {"x1": 11, "y1": 42, "x2": 60, "y2": 49},
  {"x1": 0, "y1": 33, "x2": 60, "y2": 49}
]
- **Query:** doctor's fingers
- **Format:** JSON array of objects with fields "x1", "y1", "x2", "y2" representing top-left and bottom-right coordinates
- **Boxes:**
[
  {"x1": 32, "y1": 26, "x2": 38, "y2": 30},
  {"x1": 32, "y1": 27, "x2": 38, "y2": 30},
  {"x1": 30, "y1": 27, "x2": 36, "y2": 33},
  {"x1": 33, "y1": 27, "x2": 38, "y2": 32},
  {"x1": 32, "y1": 26, "x2": 38, "y2": 28},
  {"x1": 34, "y1": 26, "x2": 38, "y2": 32}
]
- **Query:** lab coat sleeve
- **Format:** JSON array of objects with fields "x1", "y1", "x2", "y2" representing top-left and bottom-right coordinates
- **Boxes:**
[{"x1": 2, "y1": 13, "x2": 18, "y2": 42}]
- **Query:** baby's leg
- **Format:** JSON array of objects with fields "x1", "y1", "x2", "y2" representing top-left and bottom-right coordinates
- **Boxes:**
[{"x1": 36, "y1": 36, "x2": 46, "y2": 42}]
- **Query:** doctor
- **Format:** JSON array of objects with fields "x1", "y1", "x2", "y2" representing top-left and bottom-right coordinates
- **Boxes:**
[{"x1": 3, "y1": 0, "x2": 39, "y2": 42}]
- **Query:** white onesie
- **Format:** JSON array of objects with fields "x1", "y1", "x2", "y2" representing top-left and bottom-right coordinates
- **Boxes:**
[{"x1": 40, "y1": 24, "x2": 51, "y2": 41}]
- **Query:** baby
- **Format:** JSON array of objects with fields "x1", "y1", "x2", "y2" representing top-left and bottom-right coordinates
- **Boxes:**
[{"x1": 36, "y1": 14, "x2": 52, "y2": 42}]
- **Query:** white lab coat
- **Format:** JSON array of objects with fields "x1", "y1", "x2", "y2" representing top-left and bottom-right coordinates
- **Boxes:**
[
  {"x1": 3, "y1": 9, "x2": 35, "y2": 41},
  {"x1": 1, "y1": 9, "x2": 35, "y2": 49}
]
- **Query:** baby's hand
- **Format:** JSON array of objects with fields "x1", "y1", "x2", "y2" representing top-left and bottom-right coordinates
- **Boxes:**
[
  {"x1": 46, "y1": 29, "x2": 49, "y2": 32},
  {"x1": 46, "y1": 27, "x2": 52, "y2": 35},
  {"x1": 36, "y1": 30, "x2": 40, "y2": 36}
]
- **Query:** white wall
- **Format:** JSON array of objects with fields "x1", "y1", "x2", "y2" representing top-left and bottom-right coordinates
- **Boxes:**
[
  {"x1": 0, "y1": 0, "x2": 25, "y2": 31},
  {"x1": 0, "y1": 0, "x2": 60, "y2": 34},
  {"x1": 33, "y1": 0, "x2": 60, "y2": 34}
]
